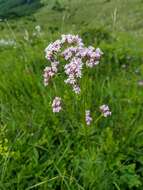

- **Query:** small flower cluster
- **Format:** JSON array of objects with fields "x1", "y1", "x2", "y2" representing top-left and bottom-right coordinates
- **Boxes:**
[
  {"x1": 43, "y1": 61, "x2": 59, "y2": 86},
  {"x1": 100, "y1": 105, "x2": 111, "y2": 117},
  {"x1": 64, "y1": 57, "x2": 83, "y2": 94},
  {"x1": 85, "y1": 110, "x2": 92, "y2": 125},
  {"x1": 52, "y1": 97, "x2": 62, "y2": 113},
  {"x1": 61, "y1": 34, "x2": 84, "y2": 46},
  {"x1": 35, "y1": 25, "x2": 41, "y2": 33},
  {"x1": 45, "y1": 34, "x2": 83, "y2": 62},
  {"x1": 44, "y1": 34, "x2": 103, "y2": 92},
  {"x1": 51, "y1": 96, "x2": 111, "y2": 125},
  {"x1": 33, "y1": 25, "x2": 42, "y2": 37}
]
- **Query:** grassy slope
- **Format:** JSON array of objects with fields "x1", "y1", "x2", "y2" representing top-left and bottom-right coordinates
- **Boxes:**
[
  {"x1": 0, "y1": 0, "x2": 143, "y2": 189},
  {"x1": 1, "y1": 0, "x2": 143, "y2": 36},
  {"x1": 22, "y1": 0, "x2": 143, "y2": 35}
]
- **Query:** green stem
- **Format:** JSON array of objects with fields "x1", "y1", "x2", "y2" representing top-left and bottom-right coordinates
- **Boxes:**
[{"x1": 94, "y1": 114, "x2": 103, "y2": 125}]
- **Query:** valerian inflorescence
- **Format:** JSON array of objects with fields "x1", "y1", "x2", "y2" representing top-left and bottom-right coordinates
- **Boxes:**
[
  {"x1": 44, "y1": 34, "x2": 111, "y2": 124},
  {"x1": 100, "y1": 105, "x2": 112, "y2": 117},
  {"x1": 52, "y1": 97, "x2": 62, "y2": 113},
  {"x1": 44, "y1": 34, "x2": 103, "y2": 94}
]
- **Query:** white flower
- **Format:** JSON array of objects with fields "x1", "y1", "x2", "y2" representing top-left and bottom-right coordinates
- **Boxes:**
[
  {"x1": 85, "y1": 110, "x2": 92, "y2": 125},
  {"x1": 100, "y1": 104, "x2": 111, "y2": 117},
  {"x1": 35, "y1": 25, "x2": 41, "y2": 33}
]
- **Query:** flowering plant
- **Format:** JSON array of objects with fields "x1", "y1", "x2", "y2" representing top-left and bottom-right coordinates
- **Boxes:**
[{"x1": 43, "y1": 34, "x2": 111, "y2": 125}]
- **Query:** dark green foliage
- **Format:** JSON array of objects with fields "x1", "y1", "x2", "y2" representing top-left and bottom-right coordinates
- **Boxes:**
[
  {"x1": 52, "y1": 0, "x2": 66, "y2": 12},
  {"x1": 0, "y1": 0, "x2": 43, "y2": 19},
  {"x1": 81, "y1": 27, "x2": 114, "y2": 45}
]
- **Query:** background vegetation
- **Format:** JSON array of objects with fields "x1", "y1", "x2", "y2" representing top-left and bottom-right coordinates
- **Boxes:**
[
  {"x1": 0, "y1": 0, "x2": 43, "y2": 19},
  {"x1": 0, "y1": 0, "x2": 143, "y2": 189}
]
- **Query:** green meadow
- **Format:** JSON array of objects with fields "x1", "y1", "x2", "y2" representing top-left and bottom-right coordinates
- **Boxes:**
[{"x1": 0, "y1": 0, "x2": 143, "y2": 189}]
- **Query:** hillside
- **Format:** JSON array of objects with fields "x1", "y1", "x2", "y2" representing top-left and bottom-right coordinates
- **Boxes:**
[
  {"x1": 0, "y1": 0, "x2": 143, "y2": 41},
  {"x1": 0, "y1": 0, "x2": 43, "y2": 18}
]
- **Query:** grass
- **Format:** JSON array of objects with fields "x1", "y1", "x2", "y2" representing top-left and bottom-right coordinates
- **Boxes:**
[{"x1": 0, "y1": 0, "x2": 143, "y2": 189}]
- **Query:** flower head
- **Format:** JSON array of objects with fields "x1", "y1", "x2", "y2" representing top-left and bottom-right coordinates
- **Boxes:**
[
  {"x1": 73, "y1": 85, "x2": 81, "y2": 94},
  {"x1": 43, "y1": 62, "x2": 59, "y2": 86},
  {"x1": 44, "y1": 34, "x2": 103, "y2": 94},
  {"x1": 52, "y1": 97, "x2": 62, "y2": 113},
  {"x1": 85, "y1": 110, "x2": 92, "y2": 125},
  {"x1": 35, "y1": 25, "x2": 41, "y2": 33},
  {"x1": 100, "y1": 104, "x2": 111, "y2": 117}
]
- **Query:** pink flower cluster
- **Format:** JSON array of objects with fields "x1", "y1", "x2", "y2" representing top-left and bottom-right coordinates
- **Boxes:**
[
  {"x1": 64, "y1": 57, "x2": 83, "y2": 94},
  {"x1": 44, "y1": 34, "x2": 103, "y2": 92},
  {"x1": 52, "y1": 97, "x2": 62, "y2": 113},
  {"x1": 100, "y1": 105, "x2": 111, "y2": 117},
  {"x1": 52, "y1": 96, "x2": 111, "y2": 124},
  {"x1": 85, "y1": 110, "x2": 92, "y2": 125},
  {"x1": 43, "y1": 61, "x2": 59, "y2": 86}
]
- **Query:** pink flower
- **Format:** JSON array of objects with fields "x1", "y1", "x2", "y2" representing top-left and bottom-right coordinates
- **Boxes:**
[
  {"x1": 61, "y1": 34, "x2": 83, "y2": 46},
  {"x1": 95, "y1": 48, "x2": 103, "y2": 59},
  {"x1": 64, "y1": 75, "x2": 76, "y2": 85},
  {"x1": 100, "y1": 104, "x2": 111, "y2": 117},
  {"x1": 43, "y1": 66, "x2": 55, "y2": 86},
  {"x1": 43, "y1": 61, "x2": 59, "y2": 86},
  {"x1": 52, "y1": 97, "x2": 62, "y2": 113},
  {"x1": 51, "y1": 61, "x2": 59, "y2": 72},
  {"x1": 73, "y1": 85, "x2": 81, "y2": 94},
  {"x1": 44, "y1": 34, "x2": 103, "y2": 94},
  {"x1": 64, "y1": 57, "x2": 83, "y2": 78},
  {"x1": 62, "y1": 47, "x2": 74, "y2": 60},
  {"x1": 85, "y1": 110, "x2": 92, "y2": 125}
]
